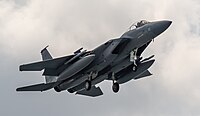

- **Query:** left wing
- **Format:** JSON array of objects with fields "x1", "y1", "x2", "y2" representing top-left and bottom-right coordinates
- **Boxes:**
[{"x1": 134, "y1": 70, "x2": 152, "y2": 80}]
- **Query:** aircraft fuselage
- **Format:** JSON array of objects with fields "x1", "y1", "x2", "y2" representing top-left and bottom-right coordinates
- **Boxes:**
[{"x1": 56, "y1": 20, "x2": 172, "y2": 92}]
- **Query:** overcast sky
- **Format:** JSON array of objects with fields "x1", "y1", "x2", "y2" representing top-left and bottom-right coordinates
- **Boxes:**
[{"x1": 0, "y1": 0, "x2": 200, "y2": 116}]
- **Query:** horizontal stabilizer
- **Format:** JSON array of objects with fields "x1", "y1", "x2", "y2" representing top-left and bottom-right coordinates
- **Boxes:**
[
  {"x1": 76, "y1": 86, "x2": 103, "y2": 97},
  {"x1": 19, "y1": 55, "x2": 74, "y2": 71},
  {"x1": 16, "y1": 82, "x2": 57, "y2": 92}
]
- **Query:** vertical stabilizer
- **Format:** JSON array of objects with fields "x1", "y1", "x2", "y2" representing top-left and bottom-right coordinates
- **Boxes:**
[
  {"x1": 41, "y1": 45, "x2": 53, "y2": 60},
  {"x1": 41, "y1": 46, "x2": 57, "y2": 83}
]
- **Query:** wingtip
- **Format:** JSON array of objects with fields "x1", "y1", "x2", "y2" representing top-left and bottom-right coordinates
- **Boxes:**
[
  {"x1": 16, "y1": 88, "x2": 20, "y2": 91},
  {"x1": 19, "y1": 65, "x2": 23, "y2": 71},
  {"x1": 19, "y1": 66, "x2": 22, "y2": 71}
]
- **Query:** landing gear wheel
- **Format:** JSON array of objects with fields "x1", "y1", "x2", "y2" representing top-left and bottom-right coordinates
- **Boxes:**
[
  {"x1": 67, "y1": 89, "x2": 74, "y2": 93},
  {"x1": 132, "y1": 65, "x2": 137, "y2": 72},
  {"x1": 54, "y1": 86, "x2": 61, "y2": 92},
  {"x1": 112, "y1": 82, "x2": 119, "y2": 93},
  {"x1": 85, "y1": 80, "x2": 91, "y2": 91}
]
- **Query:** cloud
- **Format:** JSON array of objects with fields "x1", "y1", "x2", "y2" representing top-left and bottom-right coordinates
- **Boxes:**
[{"x1": 0, "y1": 0, "x2": 200, "y2": 116}]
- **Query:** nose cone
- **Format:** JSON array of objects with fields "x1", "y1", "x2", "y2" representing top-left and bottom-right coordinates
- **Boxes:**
[{"x1": 151, "y1": 20, "x2": 172, "y2": 36}]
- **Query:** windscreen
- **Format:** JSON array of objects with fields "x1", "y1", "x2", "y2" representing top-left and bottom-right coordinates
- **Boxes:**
[{"x1": 129, "y1": 20, "x2": 150, "y2": 30}]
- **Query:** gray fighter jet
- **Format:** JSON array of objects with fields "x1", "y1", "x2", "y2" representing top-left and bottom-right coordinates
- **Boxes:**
[{"x1": 17, "y1": 20, "x2": 172, "y2": 97}]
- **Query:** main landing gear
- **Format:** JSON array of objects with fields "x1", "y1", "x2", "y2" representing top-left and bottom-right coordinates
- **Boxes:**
[
  {"x1": 130, "y1": 48, "x2": 138, "y2": 72},
  {"x1": 85, "y1": 71, "x2": 98, "y2": 91},
  {"x1": 112, "y1": 82, "x2": 119, "y2": 93},
  {"x1": 111, "y1": 72, "x2": 120, "y2": 93},
  {"x1": 85, "y1": 80, "x2": 91, "y2": 91}
]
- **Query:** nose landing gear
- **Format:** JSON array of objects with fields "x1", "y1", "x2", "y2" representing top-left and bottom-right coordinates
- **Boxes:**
[
  {"x1": 130, "y1": 48, "x2": 138, "y2": 72},
  {"x1": 132, "y1": 64, "x2": 137, "y2": 72}
]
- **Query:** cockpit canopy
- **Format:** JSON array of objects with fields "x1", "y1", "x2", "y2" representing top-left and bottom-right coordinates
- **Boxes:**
[{"x1": 129, "y1": 20, "x2": 150, "y2": 30}]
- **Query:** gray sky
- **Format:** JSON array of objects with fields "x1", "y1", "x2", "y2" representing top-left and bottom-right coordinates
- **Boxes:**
[{"x1": 0, "y1": 0, "x2": 200, "y2": 115}]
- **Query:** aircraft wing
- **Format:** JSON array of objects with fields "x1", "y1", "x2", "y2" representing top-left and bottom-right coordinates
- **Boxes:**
[
  {"x1": 117, "y1": 60, "x2": 155, "y2": 84},
  {"x1": 76, "y1": 86, "x2": 103, "y2": 97},
  {"x1": 19, "y1": 55, "x2": 74, "y2": 71},
  {"x1": 134, "y1": 70, "x2": 152, "y2": 80},
  {"x1": 16, "y1": 82, "x2": 58, "y2": 91}
]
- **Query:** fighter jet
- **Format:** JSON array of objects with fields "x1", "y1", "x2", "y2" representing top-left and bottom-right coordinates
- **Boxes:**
[{"x1": 17, "y1": 20, "x2": 172, "y2": 97}]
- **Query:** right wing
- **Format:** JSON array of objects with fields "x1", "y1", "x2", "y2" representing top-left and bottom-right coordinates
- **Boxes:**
[
  {"x1": 19, "y1": 55, "x2": 74, "y2": 71},
  {"x1": 134, "y1": 70, "x2": 152, "y2": 80},
  {"x1": 117, "y1": 60, "x2": 155, "y2": 84}
]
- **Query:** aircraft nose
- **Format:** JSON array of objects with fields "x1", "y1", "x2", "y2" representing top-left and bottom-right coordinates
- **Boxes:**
[{"x1": 151, "y1": 20, "x2": 172, "y2": 36}]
